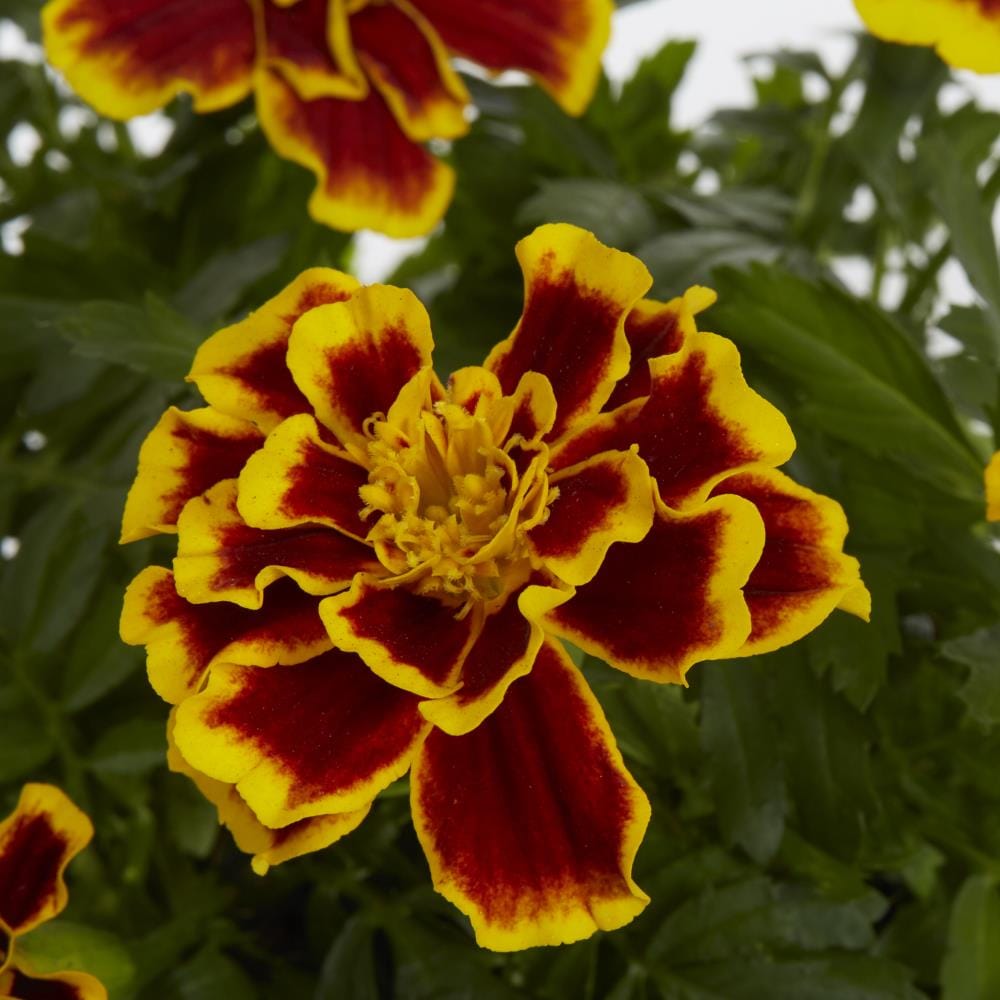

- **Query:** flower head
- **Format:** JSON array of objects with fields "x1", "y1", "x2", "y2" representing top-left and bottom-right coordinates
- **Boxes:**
[
  {"x1": 987, "y1": 451, "x2": 1000, "y2": 521},
  {"x1": 41, "y1": 0, "x2": 611, "y2": 236},
  {"x1": 0, "y1": 784, "x2": 104, "y2": 1000},
  {"x1": 121, "y1": 223, "x2": 869, "y2": 950},
  {"x1": 854, "y1": 0, "x2": 1000, "y2": 72}
]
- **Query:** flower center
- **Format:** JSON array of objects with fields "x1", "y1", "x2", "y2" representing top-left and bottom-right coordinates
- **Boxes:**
[{"x1": 358, "y1": 373, "x2": 553, "y2": 607}]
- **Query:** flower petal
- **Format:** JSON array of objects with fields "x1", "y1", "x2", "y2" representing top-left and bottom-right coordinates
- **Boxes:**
[
  {"x1": 986, "y1": 451, "x2": 1000, "y2": 522},
  {"x1": 604, "y1": 287, "x2": 716, "y2": 411},
  {"x1": 407, "y1": 0, "x2": 612, "y2": 115},
  {"x1": 255, "y1": 67, "x2": 454, "y2": 237},
  {"x1": 120, "y1": 568, "x2": 331, "y2": 704},
  {"x1": 261, "y1": 0, "x2": 366, "y2": 100},
  {"x1": 319, "y1": 576, "x2": 480, "y2": 698},
  {"x1": 411, "y1": 640, "x2": 650, "y2": 951},
  {"x1": 543, "y1": 493, "x2": 764, "y2": 684},
  {"x1": 42, "y1": 0, "x2": 254, "y2": 119},
  {"x1": 711, "y1": 468, "x2": 871, "y2": 657},
  {"x1": 237, "y1": 414, "x2": 372, "y2": 539},
  {"x1": 120, "y1": 406, "x2": 262, "y2": 544},
  {"x1": 174, "y1": 479, "x2": 379, "y2": 609},
  {"x1": 419, "y1": 580, "x2": 570, "y2": 735},
  {"x1": 173, "y1": 650, "x2": 428, "y2": 827},
  {"x1": 166, "y1": 716, "x2": 368, "y2": 876},
  {"x1": 553, "y1": 332, "x2": 796, "y2": 509},
  {"x1": 187, "y1": 268, "x2": 359, "y2": 434},
  {"x1": 285, "y1": 285, "x2": 436, "y2": 443},
  {"x1": 486, "y1": 224, "x2": 651, "y2": 441},
  {"x1": 0, "y1": 784, "x2": 92, "y2": 936},
  {"x1": 528, "y1": 449, "x2": 654, "y2": 586},
  {"x1": 349, "y1": 0, "x2": 470, "y2": 142},
  {"x1": 0, "y1": 966, "x2": 106, "y2": 1000}
]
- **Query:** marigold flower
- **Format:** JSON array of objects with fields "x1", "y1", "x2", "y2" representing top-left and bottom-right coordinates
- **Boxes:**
[
  {"x1": 41, "y1": 0, "x2": 611, "y2": 236},
  {"x1": 120, "y1": 223, "x2": 869, "y2": 950},
  {"x1": 987, "y1": 451, "x2": 1000, "y2": 521},
  {"x1": 0, "y1": 784, "x2": 104, "y2": 1000},
  {"x1": 854, "y1": 0, "x2": 1000, "y2": 72}
]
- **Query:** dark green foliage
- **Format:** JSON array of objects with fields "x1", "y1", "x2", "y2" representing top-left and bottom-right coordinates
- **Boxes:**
[{"x1": 2, "y1": 6, "x2": 999, "y2": 997}]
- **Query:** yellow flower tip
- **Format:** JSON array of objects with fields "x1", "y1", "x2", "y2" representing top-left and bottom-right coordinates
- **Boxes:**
[{"x1": 986, "y1": 451, "x2": 1000, "y2": 522}]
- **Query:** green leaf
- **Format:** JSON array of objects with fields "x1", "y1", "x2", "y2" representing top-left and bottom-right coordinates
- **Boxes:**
[
  {"x1": 941, "y1": 624, "x2": 1000, "y2": 727},
  {"x1": 315, "y1": 917, "x2": 380, "y2": 1000},
  {"x1": 89, "y1": 718, "x2": 167, "y2": 776},
  {"x1": 941, "y1": 875, "x2": 1000, "y2": 1000}
]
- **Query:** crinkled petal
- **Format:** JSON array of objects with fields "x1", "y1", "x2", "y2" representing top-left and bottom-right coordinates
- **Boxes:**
[
  {"x1": 255, "y1": 67, "x2": 454, "y2": 237},
  {"x1": 0, "y1": 965, "x2": 106, "y2": 1000},
  {"x1": 187, "y1": 267, "x2": 359, "y2": 434},
  {"x1": 543, "y1": 493, "x2": 765, "y2": 684},
  {"x1": 711, "y1": 468, "x2": 871, "y2": 657},
  {"x1": 262, "y1": 0, "x2": 366, "y2": 100},
  {"x1": 120, "y1": 406, "x2": 262, "y2": 544},
  {"x1": 854, "y1": 0, "x2": 1000, "y2": 73},
  {"x1": 0, "y1": 784, "x2": 92, "y2": 936},
  {"x1": 237, "y1": 414, "x2": 372, "y2": 539},
  {"x1": 986, "y1": 451, "x2": 1000, "y2": 522},
  {"x1": 528, "y1": 449, "x2": 654, "y2": 586},
  {"x1": 604, "y1": 287, "x2": 716, "y2": 411},
  {"x1": 319, "y1": 576, "x2": 481, "y2": 698},
  {"x1": 174, "y1": 479, "x2": 379, "y2": 609},
  {"x1": 407, "y1": 0, "x2": 611, "y2": 115},
  {"x1": 286, "y1": 285, "x2": 435, "y2": 444},
  {"x1": 411, "y1": 640, "x2": 650, "y2": 952},
  {"x1": 120, "y1": 568, "x2": 331, "y2": 704},
  {"x1": 349, "y1": 0, "x2": 469, "y2": 142},
  {"x1": 553, "y1": 332, "x2": 796, "y2": 509},
  {"x1": 485, "y1": 224, "x2": 652, "y2": 441},
  {"x1": 419, "y1": 580, "x2": 570, "y2": 735},
  {"x1": 173, "y1": 650, "x2": 429, "y2": 827},
  {"x1": 166, "y1": 716, "x2": 368, "y2": 876},
  {"x1": 42, "y1": 0, "x2": 254, "y2": 119}
]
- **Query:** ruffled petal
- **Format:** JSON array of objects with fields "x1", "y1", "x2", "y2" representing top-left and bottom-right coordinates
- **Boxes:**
[
  {"x1": 42, "y1": 0, "x2": 254, "y2": 119},
  {"x1": 543, "y1": 493, "x2": 765, "y2": 684},
  {"x1": 552, "y1": 332, "x2": 796, "y2": 509},
  {"x1": 319, "y1": 576, "x2": 481, "y2": 698},
  {"x1": 120, "y1": 568, "x2": 331, "y2": 704},
  {"x1": 173, "y1": 650, "x2": 429, "y2": 827},
  {"x1": 120, "y1": 406, "x2": 262, "y2": 544},
  {"x1": 349, "y1": 0, "x2": 469, "y2": 142},
  {"x1": 986, "y1": 451, "x2": 1000, "y2": 522},
  {"x1": 261, "y1": 0, "x2": 366, "y2": 100},
  {"x1": 174, "y1": 479, "x2": 379, "y2": 608},
  {"x1": 0, "y1": 784, "x2": 92, "y2": 936},
  {"x1": 711, "y1": 468, "x2": 871, "y2": 657},
  {"x1": 411, "y1": 640, "x2": 650, "y2": 951},
  {"x1": 528, "y1": 449, "x2": 654, "y2": 586},
  {"x1": 187, "y1": 267, "x2": 359, "y2": 434},
  {"x1": 0, "y1": 965, "x2": 106, "y2": 1000},
  {"x1": 419, "y1": 580, "x2": 570, "y2": 735},
  {"x1": 407, "y1": 0, "x2": 612, "y2": 115},
  {"x1": 604, "y1": 287, "x2": 716, "y2": 412},
  {"x1": 485, "y1": 225, "x2": 652, "y2": 441},
  {"x1": 255, "y1": 67, "x2": 454, "y2": 237},
  {"x1": 236, "y1": 414, "x2": 371, "y2": 538},
  {"x1": 285, "y1": 285, "x2": 435, "y2": 444},
  {"x1": 166, "y1": 717, "x2": 368, "y2": 876}
]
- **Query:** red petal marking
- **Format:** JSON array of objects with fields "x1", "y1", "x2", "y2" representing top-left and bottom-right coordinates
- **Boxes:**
[
  {"x1": 0, "y1": 814, "x2": 68, "y2": 932},
  {"x1": 412, "y1": 641, "x2": 649, "y2": 950},
  {"x1": 0, "y1": 970, "x2": 89, "y2": 1000},
  {"x1": 544, "y1": 496, "x2": 762, "y2": 682},
  {"x1": 320, "y1": 579, "x2": 478, "y2": 697},
  {"x1": 188, "y1": 650, "x2": 426, "y2": 821},
  {"x1": 255, "y1": 67, "x2": 454, "y2": 237},
  {"x1": 604, "y1": 299, "x2": 686, "y2": 411},
  {"x1": 122, "y1": 568, "x2": 330, "y2": 704}
]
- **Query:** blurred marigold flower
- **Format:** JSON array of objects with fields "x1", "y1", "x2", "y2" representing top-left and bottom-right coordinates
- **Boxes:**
[
  {"x1": 854, "y1": 0, "x2": 1000, "y2": 72},
  {"x1": 120, "y1": 223, "x2": 869, "y2": 951},
  {"x1": 41, "y1": 0, "x2": 610, "y2": 236},
  {"x1": 987, "y1": 452, "x2": 1000, "y2": 521},
  {"x1": 0, "y1": 784, "x2": 104, "y2": 1000}
]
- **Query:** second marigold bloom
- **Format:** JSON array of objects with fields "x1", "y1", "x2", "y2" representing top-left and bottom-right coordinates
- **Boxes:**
[
  {"x1": 42, "y1": 0, "x2": 610, "y2": 236},
  {"x1": 120, "y1": 223, "x2": 869, "y2": 951}
]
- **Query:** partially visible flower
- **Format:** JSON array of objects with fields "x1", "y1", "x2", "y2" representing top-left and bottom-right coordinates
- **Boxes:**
[
  {"x1": 0, "y1": 784, "x2": 104, "y2": 1000},
  {"x1": 120, "y1": 223, "x2": 869, "y2": 950},
  {"x1": 987, "y1": 451, "x2": 1000, "y2": 521},
  {"x1": 854, "y1": 0, "x2": 1000, "y2": 72},
  {"x1": 41, "y1": 0, "x2": 611, "y2": 236}
]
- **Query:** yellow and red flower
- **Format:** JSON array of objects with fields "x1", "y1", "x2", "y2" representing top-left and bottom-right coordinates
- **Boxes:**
[
  {"x1": 0, "y1": 784, "x2": 104, "y2": 1000},
  {"x1": 854, "y1": 0, "x2": 1000, "y2": 72},
  {"x1": 987, "y1": 451, "x2": 1000, "y2": 521},
  {"x1": 120, "y1": 223, "x2": 869, "y2": 950},
  {"x1": 41, "y1": 0, "x2": 611, "y2": 237}
]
